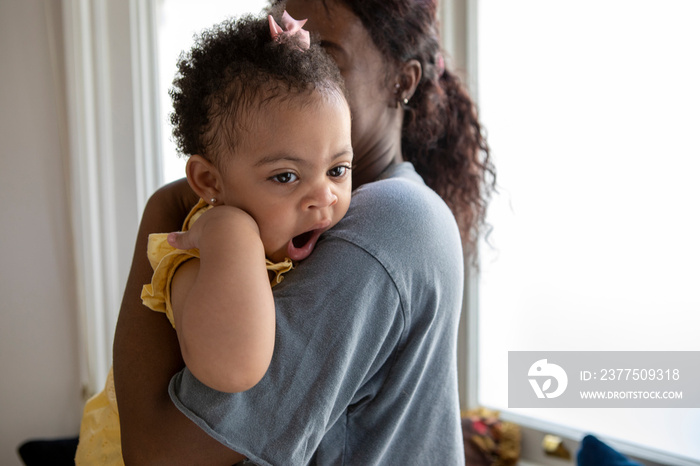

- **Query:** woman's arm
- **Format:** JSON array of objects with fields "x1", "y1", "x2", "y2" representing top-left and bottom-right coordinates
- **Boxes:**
[
  {"x1": 112, "y1": 178, "x2": 246, "y2": 465},
  {"x1": 169, "y1": 206, "x2": 275, "y2": 393}
]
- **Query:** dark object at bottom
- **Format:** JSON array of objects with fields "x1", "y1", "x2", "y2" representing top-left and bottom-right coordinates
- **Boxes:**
[{"x1": 17, "y1": 437, "x2": 79, "y2": 466}]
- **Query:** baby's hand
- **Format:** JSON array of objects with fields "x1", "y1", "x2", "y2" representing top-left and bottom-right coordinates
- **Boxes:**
[
  {"x1": 167, "y1": 231, "x2": 195, "y2": 250},
  {"x1": 166, "y1": 205, "x2": 260, "y2": 251}
]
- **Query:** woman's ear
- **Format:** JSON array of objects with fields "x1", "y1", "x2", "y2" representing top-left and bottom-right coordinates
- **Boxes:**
[
  {"x1": 185, "y1": 155, "x2": 222, "y2": 204},
  {"x1": 399, "y1": 59, "x2": 422, "y2": 102}
]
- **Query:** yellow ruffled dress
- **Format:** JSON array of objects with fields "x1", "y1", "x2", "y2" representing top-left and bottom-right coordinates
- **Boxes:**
[{"x1": 75, "y1": 199, "x2": 293, "y2": 465}]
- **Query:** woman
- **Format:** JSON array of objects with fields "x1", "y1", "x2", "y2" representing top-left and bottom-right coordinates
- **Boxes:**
[{"x1": 113, "y1": 0, "x2": 494, "y2": 464}]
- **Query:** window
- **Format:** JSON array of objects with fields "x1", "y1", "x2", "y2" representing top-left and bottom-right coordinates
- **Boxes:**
[
  {"x1": 473, "y1": 1, "x2": 700, "y2": 463},
  {"x1": 156, "y1": 0, "x2": 269, "y2": 184}
]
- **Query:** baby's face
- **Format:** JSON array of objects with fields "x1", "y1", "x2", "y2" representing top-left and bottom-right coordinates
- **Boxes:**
[{"x1": 216, "y1": 91, "x2": 353, "y2": 263}]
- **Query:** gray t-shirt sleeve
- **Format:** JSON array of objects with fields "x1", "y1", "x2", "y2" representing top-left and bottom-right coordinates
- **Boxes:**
[{"x1": 169, "y1": 236, "x2": 405, "y2": 466}]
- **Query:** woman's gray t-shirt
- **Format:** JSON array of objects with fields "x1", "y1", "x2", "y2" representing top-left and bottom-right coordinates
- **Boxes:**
[{"x1": 169, "y1": 162, "x2": 466, "y2": 465}]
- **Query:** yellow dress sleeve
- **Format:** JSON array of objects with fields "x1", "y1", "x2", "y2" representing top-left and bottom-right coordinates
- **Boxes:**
[
  {"x1": 140, "y1": 234, "x2": 199, "y2": 328},
  {"x1": 267, "y1": 257, "x2": 294, "y2": 285},
  {"x1": 140, "y1": 199, "x2": 294, "y2": 328}
]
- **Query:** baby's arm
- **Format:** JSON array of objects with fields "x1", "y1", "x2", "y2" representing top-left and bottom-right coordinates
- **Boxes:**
[{"x1": 168, "y1": 205, "x2": 275, "y2": 393}]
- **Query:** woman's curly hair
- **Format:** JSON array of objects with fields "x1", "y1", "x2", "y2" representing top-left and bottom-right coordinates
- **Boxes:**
[
  {"x1": 170, "y1": 10, "x2": 346, "y2": 167},
  {"x1": 347, "y1": 0, "x2": 495, "y2": 255}
]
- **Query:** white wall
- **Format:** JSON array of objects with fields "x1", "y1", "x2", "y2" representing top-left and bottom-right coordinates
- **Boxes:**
[{"x1": 0, "y1": 1, "x2": 83, "y2": 464}]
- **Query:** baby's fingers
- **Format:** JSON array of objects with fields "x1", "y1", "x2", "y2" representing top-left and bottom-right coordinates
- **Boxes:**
[{"x1": 167, "y1": 231, "x2": 195, "y2": 250}]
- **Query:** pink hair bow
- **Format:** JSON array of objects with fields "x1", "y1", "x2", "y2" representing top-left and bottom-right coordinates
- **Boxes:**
[{"x1": 268, "y1": 11, "x2": 310, "y2": 50}]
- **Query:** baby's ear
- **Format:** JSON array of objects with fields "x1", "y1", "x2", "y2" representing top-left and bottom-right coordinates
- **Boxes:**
[{"x1": 185, "y1": 155, "x2": 222, "y2": 203}]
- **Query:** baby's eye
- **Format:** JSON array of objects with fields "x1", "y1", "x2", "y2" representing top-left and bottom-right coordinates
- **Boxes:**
[
  {"x1": 328, "y1": 165, "x2": 350, "y2": 178},
  {"x1": 271, "y1": 172, "x2": 298, "y2": 184}
]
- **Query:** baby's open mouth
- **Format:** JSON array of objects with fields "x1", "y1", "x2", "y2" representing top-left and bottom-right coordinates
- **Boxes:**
[
  {"x1": 292, "y1": 230, "x2": 314, "y2": 249},
  {"x1": 287, "y1": 228, "x2": 325, "y2": 261}
]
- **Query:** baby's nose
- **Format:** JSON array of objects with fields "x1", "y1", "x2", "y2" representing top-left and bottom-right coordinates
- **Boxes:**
[{"x1": 303, "y1": 184, "x2": 338, "y2": 210}]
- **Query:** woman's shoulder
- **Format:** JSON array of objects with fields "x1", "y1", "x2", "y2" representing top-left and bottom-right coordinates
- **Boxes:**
[
  {"x1": 329, "y1": 163, "x2": 462, "y2": 257},
  {"x1": 352, "y1": 163, "x2": 455, "y2": 226}
]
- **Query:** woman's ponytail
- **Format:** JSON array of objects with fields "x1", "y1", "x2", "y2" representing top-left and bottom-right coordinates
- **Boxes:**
[
  {"x1": 402, "y1": 66, "x2": 495, "y2": 255},
  {"x1": 334, "y1": 0, "x2": 496, "y2": 255}
]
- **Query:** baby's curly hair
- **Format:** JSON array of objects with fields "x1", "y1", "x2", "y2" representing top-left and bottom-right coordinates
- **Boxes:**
[{"x1": 170, "y1": 10, "x2": 346, "y2": 166}]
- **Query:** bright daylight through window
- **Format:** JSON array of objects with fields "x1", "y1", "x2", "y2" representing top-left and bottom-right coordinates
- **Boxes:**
[
  {"x1": 476, "y1": 1, "x2": 700, "y2": 463},
  {"x1": 156, "y1": 0, "x2": 269, "y2": 184}
]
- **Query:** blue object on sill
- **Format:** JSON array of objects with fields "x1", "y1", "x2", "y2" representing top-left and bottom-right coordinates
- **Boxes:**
[{"x1": 577, "y1": 434, "x2": 643, "y2": 466}]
